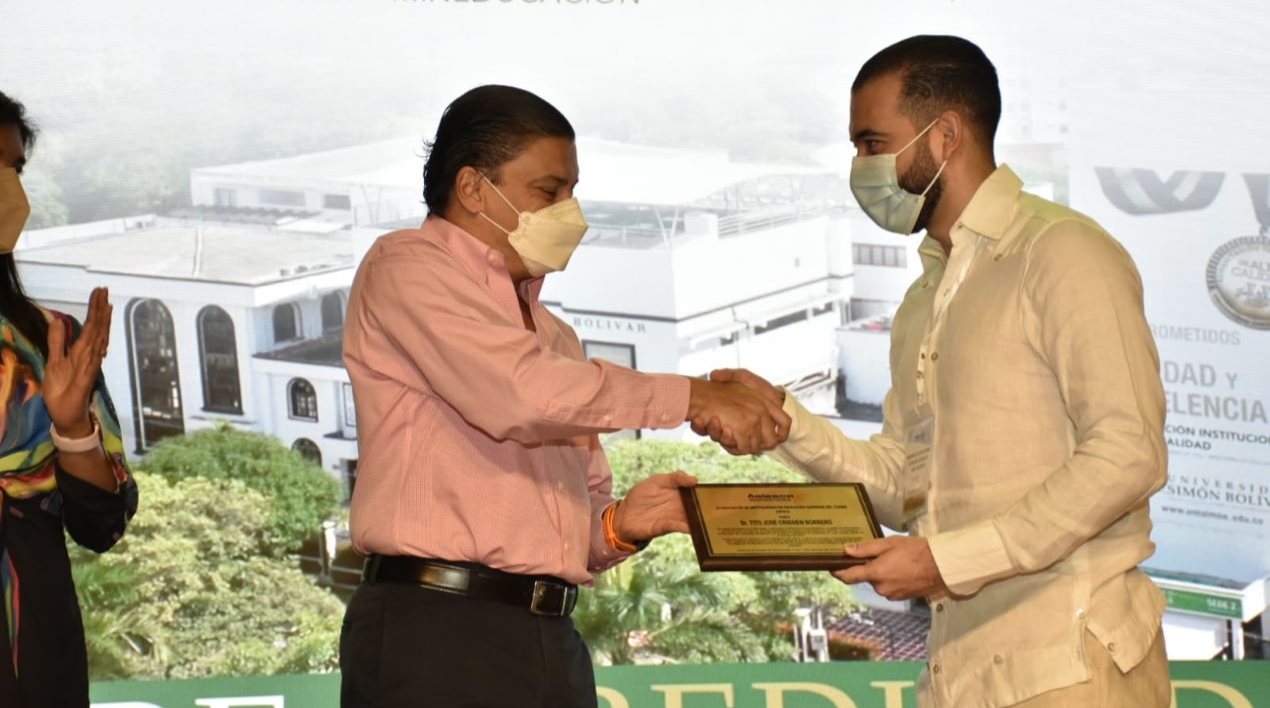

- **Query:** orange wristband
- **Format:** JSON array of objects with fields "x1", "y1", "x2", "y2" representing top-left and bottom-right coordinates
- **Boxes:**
[{"x1": 604, "y1": 501, "x2": 642, "y2": 553}]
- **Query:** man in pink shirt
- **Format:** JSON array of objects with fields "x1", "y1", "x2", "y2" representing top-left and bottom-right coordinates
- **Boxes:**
[{"x1": 340, "y1": 85, "x2": 790, "y2": 708}]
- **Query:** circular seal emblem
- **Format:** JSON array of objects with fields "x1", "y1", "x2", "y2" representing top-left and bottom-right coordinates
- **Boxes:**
[{"x1": 1207, "y1": 235, "x2": 1270, "y2": 329}]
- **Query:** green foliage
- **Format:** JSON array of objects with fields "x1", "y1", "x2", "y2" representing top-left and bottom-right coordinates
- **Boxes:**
[
  {"x1": 604, "y1": 438, "x2": 806, "y2": 491},
  {"x1": 138, "y1": 424, "x2": 342, "y2": 554},
  {"x1": 74, "y1": 560, "x2": 165, "y2": 681},
  {"x1": 72, "y1": 475, "x2": 344, "y2": 680},
  {"x1": 574, "y1": 441, "x2": 858, "y2": 665},
  {"x1": 574, "y1": 557, "x2": 747, "y2": 666}
]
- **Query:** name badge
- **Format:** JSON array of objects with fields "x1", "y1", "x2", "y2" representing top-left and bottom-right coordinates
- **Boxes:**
[{"x1": 902, "y1": 403, "x2": 934, "y2": 527}]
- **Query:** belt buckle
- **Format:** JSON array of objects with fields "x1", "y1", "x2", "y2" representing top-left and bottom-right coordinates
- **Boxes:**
[
  {"x1": 362, "y1": 555, "x2": 382, "y2": 584},
  {"x1": 529, "y1": 580, "x2": 575, "y2": 617}
]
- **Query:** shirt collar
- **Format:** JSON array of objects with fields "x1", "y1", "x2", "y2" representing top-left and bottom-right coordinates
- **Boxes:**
[
  {"x1": 426, "y1": 215, "x2": 546, "y2": 303},
  {"x1": 917, "y1": 235, "x2": 946, "y2": 265},
  {"x1": 953, "y1": 164, "x2": 1023, "y2": 241},
  {"x1": 919, "y1": 235, "x2": 949, "y2": 273}
]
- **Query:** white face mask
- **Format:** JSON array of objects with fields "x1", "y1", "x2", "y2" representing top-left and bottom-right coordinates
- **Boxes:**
[
  {"x1": 849, "y1": 119, "x2": 947, "y2": 235},
  {"x1": 0, "y1": 168, "x2": 30, "y2": 254},
  {"x1": 478, "y1": 175, "x2": 589, "y2": 277}
]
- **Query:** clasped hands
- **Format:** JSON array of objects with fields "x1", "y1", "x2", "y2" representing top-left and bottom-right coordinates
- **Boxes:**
[{"x1": 687, "y1": 368, "x2": 788, "y2": 455}]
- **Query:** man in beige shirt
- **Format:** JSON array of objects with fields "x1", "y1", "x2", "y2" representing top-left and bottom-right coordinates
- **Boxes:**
[{"x1": 701, "y1": 36, "x2": 1171, "y2": 707}]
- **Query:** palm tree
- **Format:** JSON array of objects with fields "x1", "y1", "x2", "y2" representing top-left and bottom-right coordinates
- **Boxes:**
[
  {"x1": 574, "y1": 556, "x2": 770, "y2": 665},
  {"x1": 72, "y1": 556, "x2": 168, "y2": 679}
]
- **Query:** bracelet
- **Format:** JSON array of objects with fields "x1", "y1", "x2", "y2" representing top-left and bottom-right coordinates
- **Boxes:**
[
  {"x1": 50, "y1": 415, "x2": 102, "y2": 454},
  {"x1": 603, "y1": 500, "x2": 648, "y2": 553}
]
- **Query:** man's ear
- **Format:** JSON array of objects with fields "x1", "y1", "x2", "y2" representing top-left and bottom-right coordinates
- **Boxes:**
[
  {"x1": 932, "y1": 110, "x2": 964, "y2": 164},
  {"x1": 453, "y1": 166, "x2": 487, "y2": 216}
]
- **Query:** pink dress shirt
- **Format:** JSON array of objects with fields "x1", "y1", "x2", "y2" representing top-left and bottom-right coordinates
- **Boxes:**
[{"x1": 343, "y1": 216, "x2": 691, "y2": 584}]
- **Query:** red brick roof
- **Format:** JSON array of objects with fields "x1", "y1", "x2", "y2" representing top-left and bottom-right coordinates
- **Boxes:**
[{"x1": 829, "y1": 607, "x2": 930, "y2": 661}]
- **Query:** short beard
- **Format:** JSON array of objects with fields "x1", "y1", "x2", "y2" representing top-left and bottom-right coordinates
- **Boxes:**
[{"x1": 898, "y1": 139, "x2": 944, "y2": 234}]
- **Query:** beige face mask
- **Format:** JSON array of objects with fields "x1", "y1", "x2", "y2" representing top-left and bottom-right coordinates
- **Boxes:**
[
  {"x1": 0, "y1": 168, "x2": 30, "y2": 254},
  {"x1": 479, "y1": 175, "x2": 589, "y2": 277}
]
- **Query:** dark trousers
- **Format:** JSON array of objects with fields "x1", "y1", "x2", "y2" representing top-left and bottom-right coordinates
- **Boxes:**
[{"x1": 340, "y1": 581, "x2": 599, "y2": 708}]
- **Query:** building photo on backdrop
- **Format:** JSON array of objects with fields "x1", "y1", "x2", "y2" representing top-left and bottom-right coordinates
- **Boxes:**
[{"x1": 1, "y1": 0, "x2": 1268, "y2": 707}]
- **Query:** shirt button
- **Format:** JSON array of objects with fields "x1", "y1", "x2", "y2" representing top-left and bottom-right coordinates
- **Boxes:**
[
  {"x1": 994, "y1": 654, "x2": 1004, "y2": 665},
  {"x1": 1076, "y1": 608, "x2": 1087, "y2": 620},
  {"x1": 921, "y1": 280, "x2": 929, "y2": 288},
  {"x1": 486, "y1": 252, "x2": 499, "y2": 265},
  {"x1": 1107, "y1": 642, "x2": 1117, "y2": 653},
  {"x1": 993, "y1": 253, "x2": 1003, "y2": 261},
  {"x1": 603, "y1": 415, "x2": 614, "y2": 425},
  {"x1": 659, "y1": 413, "x2": 669, "y2": 423},
  {"x1": 935, "y1": 603, "x2": 944, "y2": 613},
  {"x1": 564, "y1": 542, "x2": 570, "y2": 552},
  {"x1": 930, "y1": 352, "x2": 939, "y2": 361},
  {"x1": 556, "y1": 480, "x2": 565, "y2": 491},
  {"x1": 931, "y1": 662, "x2": 941, "y2": 675}
]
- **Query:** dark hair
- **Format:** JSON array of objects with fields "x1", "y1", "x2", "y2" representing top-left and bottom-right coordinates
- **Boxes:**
[
  {"x1": 422, "y1": 85, "x2": 575, "y2": 215},
  {"x1": 852, "y1": 35, "x2": 1001, "y2": 146},
  {"x1": 0, "y1": 91, "x2": 49, "y2": 358}
]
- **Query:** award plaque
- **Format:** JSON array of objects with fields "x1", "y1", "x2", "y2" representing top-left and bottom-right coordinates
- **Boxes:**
[{"x1": 680, "y1": 483, "x2": 883, "y2": 571}]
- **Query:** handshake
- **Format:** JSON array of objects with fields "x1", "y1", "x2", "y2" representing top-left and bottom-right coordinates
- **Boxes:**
[{"x1": 686, "y1": 369, "x2": 788, "y2": 455}]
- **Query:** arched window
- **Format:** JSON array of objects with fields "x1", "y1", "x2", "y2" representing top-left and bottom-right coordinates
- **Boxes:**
[
  {"x1": 273, "y1": 303, "x2": 301, "y2": 342},
  {"x1": 321, "y1": 292, "x2": 345, "y2": 332},
  {"x1": 288, "y1": 378, "x2": 318, "y2": 421},
  {"x1": 197, "y1": 306, "x2": 242, "y2": 414},
  {"x1": 127, "y1": 298, "x2": 185, "y2": 449},
  {"x1": 292, "y1": 438, "x2": 322, "y2": 466}
]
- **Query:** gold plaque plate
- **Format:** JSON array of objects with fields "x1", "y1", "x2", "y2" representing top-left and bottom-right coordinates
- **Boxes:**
[{"x1": 680, "y1": 483, "x2": 883, "y2": 571}]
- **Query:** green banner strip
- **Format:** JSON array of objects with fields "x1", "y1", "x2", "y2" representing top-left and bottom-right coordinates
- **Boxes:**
[
  {"x1": 89, "y1": 662, "x2": 1270, "y2": 708},
  {"x1": 1161, "y1": 587, "x2": 1244, "y2": 619}
]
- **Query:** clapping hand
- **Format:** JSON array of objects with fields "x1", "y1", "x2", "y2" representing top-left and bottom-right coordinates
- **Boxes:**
[{"x1": 44, "y1": 287, "x2": 112, "y2": 439}]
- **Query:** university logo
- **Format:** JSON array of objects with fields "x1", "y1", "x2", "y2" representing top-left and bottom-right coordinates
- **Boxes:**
[{"x1": 1207, "y1": 235, "x2": 1270, "y2": 330}]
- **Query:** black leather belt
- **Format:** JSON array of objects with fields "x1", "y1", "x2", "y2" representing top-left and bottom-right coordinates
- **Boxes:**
[{"x1": 362, "y1": 555, "x2": 579, "y2": 617}]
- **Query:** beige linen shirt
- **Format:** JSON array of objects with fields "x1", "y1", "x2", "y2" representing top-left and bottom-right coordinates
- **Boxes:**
[{"x1": 772, "y1": 166, "x2": 1168, "y2": 708}]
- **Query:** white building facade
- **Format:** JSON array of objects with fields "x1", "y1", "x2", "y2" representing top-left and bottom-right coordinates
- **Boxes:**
[{"x1": 17, "y1": 217, "x2": 361, "y2": 493}]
